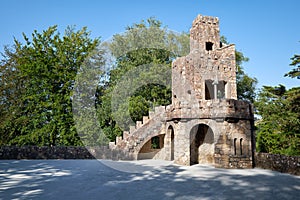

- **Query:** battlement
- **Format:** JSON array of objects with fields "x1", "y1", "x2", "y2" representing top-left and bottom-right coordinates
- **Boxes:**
[
  {"x1": 166, "y1": 99, "x2": 253, "y2": 121},
  {"x1": 190, "y1": 14, "x2": 220, "y2": 52},
  {"x1": 192, "y1": 15, "x2": 219, "y2": 27}
]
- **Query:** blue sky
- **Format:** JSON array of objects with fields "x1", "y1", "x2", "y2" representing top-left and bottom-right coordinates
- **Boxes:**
[{"x1": 1, "y1": 0, "x2": 299, "y2": 89}]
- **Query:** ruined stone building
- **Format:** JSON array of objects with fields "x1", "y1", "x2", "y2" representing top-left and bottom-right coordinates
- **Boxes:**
[{"x1": 109, "y1": 14, "x2": 255, "y2": 169}]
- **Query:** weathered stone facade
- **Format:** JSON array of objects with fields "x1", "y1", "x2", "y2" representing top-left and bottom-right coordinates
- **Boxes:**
[{"x1": 109, "y1": 14, "x2": 255, "y2": 169}]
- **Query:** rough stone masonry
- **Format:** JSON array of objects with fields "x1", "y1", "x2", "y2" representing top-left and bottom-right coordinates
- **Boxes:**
[{"x1": 109, "y1": 14, "x2": 255, "y2": 169}]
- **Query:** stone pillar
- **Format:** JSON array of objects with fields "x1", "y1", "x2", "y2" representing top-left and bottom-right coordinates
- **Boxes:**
[
  {"x1": 174, "y1": 121, "x2": 190, "y2": 166},
  {"x1": 164, "y1": 128, "x2": 171, "y2": 161},
  {"x1": 213, "y1": 78, "x2": 218, "y2": 100}
]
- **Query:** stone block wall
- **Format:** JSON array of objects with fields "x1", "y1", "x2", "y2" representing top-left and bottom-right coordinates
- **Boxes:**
[
  {"x1": 0, "y1": 146, "x2": 135, "y2": 160},
  {"x1": 229, "y1": 155, "x2": 253, "y2": 169},
  {"x1": 255, "y1": 152, "x2": 300, "y2": 176},
  {"x1": 0, "y1": 146, "x2": 95, "y2": 159}
]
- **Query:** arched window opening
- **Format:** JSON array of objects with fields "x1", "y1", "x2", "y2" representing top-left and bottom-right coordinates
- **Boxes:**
[
  {"x1": 240, "y1": 138, "x2": 243, "y2": 155},
  {"x1": 234, "y1": 138, "x2": 237, "y2": 155}
]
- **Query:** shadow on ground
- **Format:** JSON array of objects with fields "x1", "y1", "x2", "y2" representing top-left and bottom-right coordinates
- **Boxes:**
[{"x1": 0, "y1": 159, "x2": 299, "y2": 200}]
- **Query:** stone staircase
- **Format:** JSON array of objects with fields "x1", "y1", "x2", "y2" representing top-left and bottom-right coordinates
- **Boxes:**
[{"x1": 109, "y1": 105, "x2": 168, "y2": 160}]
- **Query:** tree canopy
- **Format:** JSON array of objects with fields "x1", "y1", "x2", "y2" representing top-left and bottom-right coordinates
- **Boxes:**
[
  {"x1": 285, "y1": 43, "x2": 300, "y2": 79},
  {"x1": 255, "y1": 45, "x2": 300, "y2": 156},
  {"x1": 0, "y1": 26, "x2": 100, "y2": 146},
  {"x1": 255, "y1": 85, "x2": 300, "y2": 155},
  {"x1": 96, "y1": 18, "x2": 189, "y2": 141}
]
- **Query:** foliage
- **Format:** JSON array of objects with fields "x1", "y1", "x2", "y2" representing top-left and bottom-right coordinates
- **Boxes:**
[
  {"x1": 285, "y1": 44, "x2": 300, "y2": 79},
  {"x1": 255, "y1": 85, "x2": 300, "y2": 155},
  {"x1": 256, "y1": 45, "x2": 300, "y2": 156},
  {"x1": 0, "y1": 26, "x2": 100, "y2": 146},
  {"x1": 96, "y1": 18, "x2": 189, "y2": 141}
]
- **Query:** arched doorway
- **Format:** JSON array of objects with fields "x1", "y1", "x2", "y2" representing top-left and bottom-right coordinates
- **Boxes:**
[
  {"x1": 138, "y1": 134, "x2": 165, "y2": 160},
  {"x1": 167, "y1": 126, "x2": 175, "y2": 161},
  {"x1": 190, "y1": 124, "x2": 214, "y2": 165}
]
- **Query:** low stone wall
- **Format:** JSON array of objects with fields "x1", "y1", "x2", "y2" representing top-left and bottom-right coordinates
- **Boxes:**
[
  {"x1": 0, "y1": 146, "x2": 94, "y2": 159},
  {"x1": 0, "y1": 146, "x2": 132, "y2": 160},
  {"x1": 255, "y1": 152, "x2": 300, "y2": 176}
]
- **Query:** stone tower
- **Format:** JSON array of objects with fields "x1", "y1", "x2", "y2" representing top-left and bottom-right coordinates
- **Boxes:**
[
  {"x1": 166, "y1": 14, "x2": 254, "y2": 168},
  {"x1": 172, "y1": 15, "x2": 237, "y2": 105},
  {"x1": 109, "y1": 14, "x2": 254, "y2": 169}
]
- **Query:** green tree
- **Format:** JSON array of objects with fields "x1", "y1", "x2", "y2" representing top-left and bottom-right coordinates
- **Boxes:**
[
  {"x1": 255, "y1": 46, "x2": 300, "y2": 156},
  {"x1": 255, "y1": 85, "x2": 300, "y2": 155},
  {"x1": 0, "y1": 45, "x2": 27, "y2": 145},
  {"x1": 0, "y1": 26, "x2": 100, "y2": 146},
  {"x1": 285, "y1": 44, "x2": 300, "y2": 78},
  {"x1": 97, "y1": 18, "x2": 189, "y2": 141}
]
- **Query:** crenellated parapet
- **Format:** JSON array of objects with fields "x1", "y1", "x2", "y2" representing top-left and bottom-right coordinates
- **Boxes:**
[
  {"x1": 190, "y1": 15, "x2": 220, "y2": 52},
  {"x1": 166, "y1": 99, "x2": 253, "y2": 122}
]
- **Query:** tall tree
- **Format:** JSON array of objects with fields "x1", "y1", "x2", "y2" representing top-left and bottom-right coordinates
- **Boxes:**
[
  {"x1": 255, "y1": 45, "x2": 300, "y2": 156},
  {"x1": 285, "y1": 44, "x2": 300, "y2": 79},
  {"x1": 255, "y1": 85, "x2": 300, "y2": 155},
  {"x1": 97, "y1": 18, "x2": 189, "y2": 141},
  {"x1": 0, "y1": 26, "x2": 100, "y2": 146}
]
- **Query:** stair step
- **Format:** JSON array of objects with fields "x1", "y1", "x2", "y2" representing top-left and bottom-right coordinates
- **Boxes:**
[
  {"x1": 129, "y1": 125, "x2": 136, "y2": 133},
  {"x1": 123, "y1": 131, "x2": 129, "y2": 139},
  {"x1": 149, "y1": 111, "x2": 155, "y2": 119},
  {"x1": 136, "y1": 121, "x2": 142, "y2": 128},
  {"x1": 116, "y1": 136, "x2": 122, "y2": 145},
  {"x1": 109, "y1": 142, "x2": 116, "y2": 149},
  {"x1": 143, "y1": 116, "x2": 149, "y2": 124},
  {"x1": 155, "y1": 106, "x2": 165, "y2": 114}
]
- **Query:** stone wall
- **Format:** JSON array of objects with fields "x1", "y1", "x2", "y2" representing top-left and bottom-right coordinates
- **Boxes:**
[
  {"x1": 255, "y1": 152, "x2": 300, "y2": 176},
  {"x1": 0, "y1": 146, "x2": 134, "y2": 160},
  {"x1": 0, "y1": 146, "x2": 94, "y2": 159},
  {"x1": 228, "y1": 155, "x2": 253, "y2": 169}
]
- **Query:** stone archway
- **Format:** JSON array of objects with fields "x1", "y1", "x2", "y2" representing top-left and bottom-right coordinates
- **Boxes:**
[
  {"x1": 190, "y1": 124, "x2": 214, "y2": 165},
  {"x1": 137, "y1": 134, "x2": 165, "y2": 160}
]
